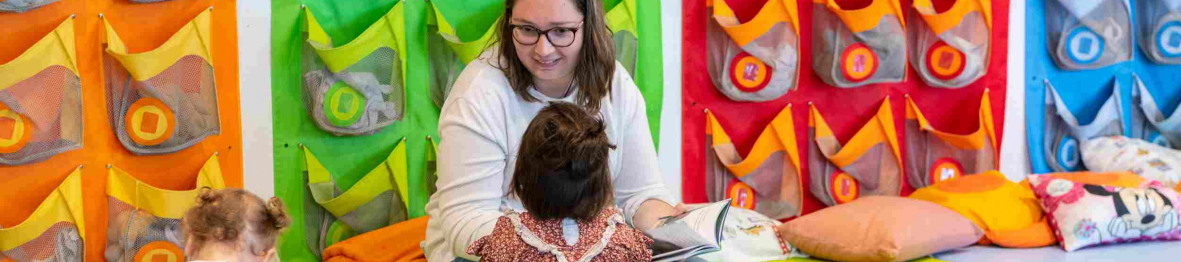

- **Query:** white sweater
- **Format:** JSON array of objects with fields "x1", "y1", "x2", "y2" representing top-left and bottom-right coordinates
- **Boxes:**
[{"x1": 423, "y1": 54, "x2": 675, "y2": 262}]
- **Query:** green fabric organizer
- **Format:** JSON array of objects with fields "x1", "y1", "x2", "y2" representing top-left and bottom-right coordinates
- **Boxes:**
[
  {"x1": 272, "y1": 0, "x2": 435, "y2": 261},
  {"x1": 272, "y1": 1, "x2": 661, "y2": 261}
]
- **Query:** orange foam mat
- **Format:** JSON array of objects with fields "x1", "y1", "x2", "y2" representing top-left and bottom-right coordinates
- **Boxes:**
[{"x1": 0, "y1": 1, "x2": 242, "y2": 262}]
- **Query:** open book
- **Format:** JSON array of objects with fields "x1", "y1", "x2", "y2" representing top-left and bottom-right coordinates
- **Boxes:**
[{"x1": 647, "y1": 199, "x2": 731, "y2": 262}]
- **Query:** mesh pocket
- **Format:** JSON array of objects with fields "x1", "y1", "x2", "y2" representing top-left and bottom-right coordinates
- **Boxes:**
[
  {"x1": 811, "y1": 0, "x2": 907, "y2": 88},
  {"x1": 1045, "y1": 0, "x2": 1132, "y2": 70},
  {"x1": 104, "y1": 199, "x2": 185, "y2": 262},
  {"x1": 1138, "y1": 0, "x2": 1181, "y2": 64},
  {"x1": 0, "y1": 169, "x2": 85, "y2": 262},
  {"x1": 903, "y1": 94, "x2": 998, "y2": 189},
  {"x1": 605, "y1": 0, "x2": 639, "y2": 76},
  {"x1": 807, "y1": 101, "x2": 903, "y2": 206},
  {"x1": 0, "y1": 18, "x2": 83, "y2": 165},
  {"x1": 104, "y1": 154, "x2": 224, "y2": 262},
  {"x1": 427, "y1": 4, "x2": 499, "y2": 108},
  {"x1": 105, "y1": 56, "x2": 220, "y2": 155},
  {"x1": 301, "y1": 143, "x2": 409, "y2": 255},
  {"x1": 0, "y1": 0, "x2": 59, "y2": 13},
  {"x1": 426, "y1": 32, "x2": 463, "y2": 108},
  {"x1": 301, "y1": 48, "x2": 402, "y2": 136},
  {"x1": 706, "y1": 0, "x2": 800, "y2": 102},
  {"x1": 103, "y1": 10, "x2": 220, "y2": 155},
  {"x1": 301, "y1": 6, "x2": 405, "y2": 136},
  {"x1": 907, "y1": 0, "x2": 991, "y2": 88},
  {"x1": 613, "y1": 31, "x2": 639, "y2": 76}
]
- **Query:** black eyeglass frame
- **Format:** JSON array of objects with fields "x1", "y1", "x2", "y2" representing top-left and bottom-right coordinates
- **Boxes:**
[{"x1": 509, "y1": 22, "x2": 584, "y2": 47}]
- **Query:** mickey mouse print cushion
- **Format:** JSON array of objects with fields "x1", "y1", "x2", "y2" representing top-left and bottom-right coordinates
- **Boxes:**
[{"x1": 1028, "y1": 174, "x2": 1181, "y2": 251}]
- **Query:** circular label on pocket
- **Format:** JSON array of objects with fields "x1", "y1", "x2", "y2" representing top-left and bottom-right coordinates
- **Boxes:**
[
  {"x1": 133, "y1": 241, "x2": 184, "y2": 262},
  {"x1": 1156, "y1": 20, "x2": 1181, "y2": 58},
  {"x1": 728, "y1": 181, "x2": 756, "y2": 210},
  {"x1": 323, "y1": 82, "x2": 366, "y2": 127},
  {"x1": 728, "y1": 52, "x2": 773, "y2": 93},
  {"x1": 125, "y1": 98, "x2": 176, "y2": 146},
  {"x1": 1056, "y1": 137, "x2": 1081, "y2": 171},
  {"x1": 829, "y1": 171, "x2": 860, "y2": 204},
  {"x1": 926, "y1": 41, "x2": 966, "y2": 80},
  {"x1": 929, "y1": 158, "x2": 964, "y2": 185},
  {"x1": 324, "y1": 221, "x2": 358, "y2": 247},
  {"x1": 841, "y1": 43, "x2": 879, "y2": 82},
  {"x1": 0, "y1": 104, "x2": 32, "y2": 154},
  {"x1": 1066, "y1": 26, "x2": 1104, "y2": 64}
]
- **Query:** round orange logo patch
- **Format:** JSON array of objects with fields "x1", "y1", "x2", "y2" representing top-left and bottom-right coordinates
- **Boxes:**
[
  {"x1": 830, "y1": 171, "x2": 860, "y2": 204},
  {"x1": 929, "y1": 158, "x2": 965, "y2": 185},
  {"x1": 926, "y1": 41, "x2": 966, "y2": 80},
  {"x1": 0, "y1": 104, "x2": 32, "y2": 154},
  {"x1": 133, "y1": 241, "x2": 184, "y2": 262},
  {"x1": 125, "y1": 98, "x2": 176, "y2": 146},
  {"x1": 728, "y1": 181, "x2": 757, "y2": 210},
  {"x1": 728, "y1": 52, "x2": 773, "y2": 93},
  {"x1": 841, "y1": 43, "x2": 878, "y2": 82}
]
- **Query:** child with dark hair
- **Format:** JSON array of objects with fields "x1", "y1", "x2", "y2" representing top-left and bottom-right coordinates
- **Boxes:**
[
  {"x1": 181, "y1": 188, "x2": 290, "y2": 262},
  {"x1": 466, "y1": 102, "x2": 653, "y2": 262}
]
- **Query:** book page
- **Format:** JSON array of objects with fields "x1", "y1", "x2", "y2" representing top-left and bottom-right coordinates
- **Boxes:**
[
  {"x1": 646, "y1": 199, "x2": 730, "y2": 254},
  {"x1": 674, "y1": 200, "x2": 728, "y2": 244}
]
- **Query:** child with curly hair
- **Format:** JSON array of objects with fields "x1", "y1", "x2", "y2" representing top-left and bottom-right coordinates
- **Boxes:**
[{"x1": 181, "y1": 188, "x2": 291, "y2": 262}]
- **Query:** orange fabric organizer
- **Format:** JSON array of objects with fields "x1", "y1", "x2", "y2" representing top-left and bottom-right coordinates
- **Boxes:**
[{"x1": 0, "y1": 1, "x2": 242, "y2": 262}]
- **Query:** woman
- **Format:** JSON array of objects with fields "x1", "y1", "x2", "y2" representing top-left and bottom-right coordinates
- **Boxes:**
[{"x1": 423, "y1": 0, "x2": 683, "y2": 261}]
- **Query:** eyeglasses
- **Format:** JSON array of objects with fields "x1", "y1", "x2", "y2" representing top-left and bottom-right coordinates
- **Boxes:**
[{"x1": 510, "y1": 23, "x2": 583, "y2": 47}]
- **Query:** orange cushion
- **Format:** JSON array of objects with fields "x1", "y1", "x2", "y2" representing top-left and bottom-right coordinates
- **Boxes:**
[
  {"x1": 909, "y1": 171, "x2": 1054, "y2": 248},
  {"x1": 1019, "y1": 171, "x2": 1147, "y2": 189},
  {"x1": 323, "y1": 216, "x2": 429, "y2": 262},
  {"x1": 777, "y1": 196, "x2": 983, "y2": 262}
]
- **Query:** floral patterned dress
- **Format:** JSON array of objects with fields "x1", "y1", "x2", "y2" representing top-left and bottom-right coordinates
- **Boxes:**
[{"x1": 465, "y1": 208, "x2": 653, "y2": 262}]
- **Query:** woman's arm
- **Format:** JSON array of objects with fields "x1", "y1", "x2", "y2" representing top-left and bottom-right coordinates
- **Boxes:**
[
  {"x1": 611, "y1": 73, "x2": 682, "y2": 231},
  {"x1": 432, "y1": 98, "x2": 509, "y2": 260}
]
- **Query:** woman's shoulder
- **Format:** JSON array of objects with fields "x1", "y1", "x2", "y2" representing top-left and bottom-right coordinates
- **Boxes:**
[
  {"x1": 444, "y1": 51, "x2": 515, "y2": 106},
  {"x1": 605, "y1": 62, "x2": 645, "y2": 112}
]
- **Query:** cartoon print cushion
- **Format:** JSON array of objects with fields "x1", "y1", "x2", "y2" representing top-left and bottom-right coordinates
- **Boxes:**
[
  {"x1": 1028, "y1": 175, "x2": 1181, "y2": 251},
  {"x1": 1082, "y1": 136, "x2": 1181, "y2": 188},
  {"x1": 699, "y1": 207, "x2": 807, "y2": 262},
  {"x1": 777, "y1": 196, "x2": 983, "y2": 262},
  {"x1": 909, "y1": 171, "x2": 1055, "y2": 248}
]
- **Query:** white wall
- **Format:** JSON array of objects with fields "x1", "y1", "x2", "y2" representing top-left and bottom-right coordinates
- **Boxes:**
[
  {"x1": 239, "y1": 0, "x2": 274, "y2": 198},
  {"x1": 239, "y1": 0, "x2": 1032, "y2": 199},
  {"x1": 657, "y1": 0, "x2": 684, "y2": 202}
]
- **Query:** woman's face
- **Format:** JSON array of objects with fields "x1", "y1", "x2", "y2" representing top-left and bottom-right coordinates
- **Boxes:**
[{"x1": 510, "y1": 0, "x2": 584, "y2": 85}]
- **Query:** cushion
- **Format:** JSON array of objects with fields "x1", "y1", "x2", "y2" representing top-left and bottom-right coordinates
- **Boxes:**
[
  {"x1": 1028, "y1": 175, "x2": 1181, "y2": 251},
  {"x1": 909, "y1": 171, "x2": 1054, "y2": 248},
  {"x1": 1082, "y1": 136, "x2": 1181, "y2": 188},
  {"x1": 1021, "y1": 171, "x2": 1147, "y2": 189},
  {"x1": 777, "y1": 196, "x2": 983, "y2": 262}
]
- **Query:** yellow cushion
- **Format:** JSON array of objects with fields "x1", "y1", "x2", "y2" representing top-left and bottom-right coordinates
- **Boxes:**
[
  {"x1": 1019, "y1": 171, "x2": 1147, "y2": 189},
  {"x1": 909, "y1": 171, "x2": 1053, "y2": 248}
]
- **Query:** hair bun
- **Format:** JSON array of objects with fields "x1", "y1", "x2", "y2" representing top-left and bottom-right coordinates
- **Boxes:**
[
  {"x1": 196, "y1": 187, "x2": 217, "y2": 205},
  {"x1": 266, "y1": 197, "x2": 291, "y2": 229}
]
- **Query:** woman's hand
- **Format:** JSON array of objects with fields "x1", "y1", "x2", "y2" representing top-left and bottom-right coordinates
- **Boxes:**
[{"x1": 631, "y1": 199, "x2": 689, "y2": 231}]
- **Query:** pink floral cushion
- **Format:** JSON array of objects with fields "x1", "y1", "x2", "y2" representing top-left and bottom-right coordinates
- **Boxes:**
[{"x1": 1028, "y1": 175, "x2": 1181, "y2": 251}]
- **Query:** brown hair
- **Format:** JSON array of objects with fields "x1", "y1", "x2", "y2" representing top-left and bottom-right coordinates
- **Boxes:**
[
  {"x1": 510, "y1": 102, "x2": 615, "y2": 220},
  {"x1": 493, "y1": 0, "x2": 616, "y2": 112},
  {"x1": 181, "y1": 188, "x2": 290, "y2": 255}
]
